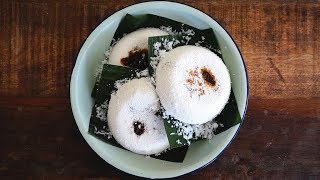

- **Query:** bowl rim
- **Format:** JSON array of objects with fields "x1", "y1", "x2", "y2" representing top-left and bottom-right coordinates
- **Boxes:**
[{"x1": 70, "y1": 1, "x2": 249, "y2": 178}]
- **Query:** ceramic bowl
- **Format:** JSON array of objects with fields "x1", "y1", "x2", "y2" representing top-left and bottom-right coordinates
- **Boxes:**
[{"x1": 70, "y1": 1, "x2": 249, "y2": 178}]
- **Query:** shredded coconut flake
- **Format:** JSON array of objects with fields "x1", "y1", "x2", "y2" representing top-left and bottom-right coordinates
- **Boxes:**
[
  {"x1": 136, "y1": 69, "x2": 149, "y2": 78},
  {"x1": 94, "y1": 126, "x2": 112, "y2": 139},
  {"x1": 176, "y1": 139, "x2": 182, "y2": 145},
  {"x1": 95, "y1": 100, "x2": 109, "y2": 121},
  {"x1": 163, "y1": 110, "x2": 220, "y2": 143},
  {"x1": 160, "y1": 26, "x2": 177, "y2": 35}
]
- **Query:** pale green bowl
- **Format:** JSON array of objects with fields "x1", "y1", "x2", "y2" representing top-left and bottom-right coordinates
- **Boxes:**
[{"x1": 70, "y1": 1, "x2": 249, "y2": 178}]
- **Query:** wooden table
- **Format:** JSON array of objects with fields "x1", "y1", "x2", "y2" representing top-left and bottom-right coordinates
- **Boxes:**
[{"x1": 1, "y1": 0, "x2": 319, "y2": 179}]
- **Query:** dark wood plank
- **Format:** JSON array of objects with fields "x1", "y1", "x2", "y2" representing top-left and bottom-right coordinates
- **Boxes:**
[
  {"x1": 0, "y1": 1, "x2": 319, "y2": 98},
  {"x1": 0, "y1": 98, "x2": 319, "y2": 178}
]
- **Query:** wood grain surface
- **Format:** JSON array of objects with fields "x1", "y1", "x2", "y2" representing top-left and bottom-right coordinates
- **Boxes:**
[{"x1": 0, "y1": 0, "x2": 319, "y2": 179}]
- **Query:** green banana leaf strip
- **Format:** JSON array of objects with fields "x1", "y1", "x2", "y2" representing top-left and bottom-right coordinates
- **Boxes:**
[
  {"x1": 148, "y1": 34, "x2": 241, "y2": 149},
  {"x1": 161, "y1": 112, "x2": 190, "y2": 147},
  {"x1": 214, "y1": 92, "x2": 242, "y2": 134}
]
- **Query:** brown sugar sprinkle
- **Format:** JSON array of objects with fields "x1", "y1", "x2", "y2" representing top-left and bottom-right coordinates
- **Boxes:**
[
  {"x1": 185, "y1": 67, "x2": 217, "y2": 97},
  {"x1": 198, "y1": 88, "x2": 205, "y2": 96},
  {"x1": 188, "y1": 69, "x2": 199, "y2": 77},
  {"x1": 186, "y1": 78, "x2": 194, "y2": 84},
  {"x1": 201, "y1": 68, "x2": 216, "y2": 87},
  {"x1": 120, "y1": 48, "x2": 148, "y2": 69}
]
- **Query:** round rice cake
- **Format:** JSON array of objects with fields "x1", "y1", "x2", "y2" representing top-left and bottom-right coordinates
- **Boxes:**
[
  {"x1": 156, "y1": 45, "x2": 231, "y2": 125},
  {"x1": 108, "y1": 78, "x2": 169, "y2": 155}
]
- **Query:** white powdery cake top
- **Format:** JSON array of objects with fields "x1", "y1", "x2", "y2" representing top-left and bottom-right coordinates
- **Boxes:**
[
  {"x1": 156, "y1": 45, "x2": 231, "y2": 125},
  {"x1": 107, "y1": 77, "x2": 169, "y2": 155},
  {"x1": 108, "y1": 28, "x2": 169, "y2": 66}
]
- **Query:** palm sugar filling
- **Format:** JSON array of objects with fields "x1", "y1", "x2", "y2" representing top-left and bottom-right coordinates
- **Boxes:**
[
  {"x1": 120, "y1": 48, "x2": 148, "y2": 69},
  {"x1": 133, "y1": 121, "x2": 145, "y2": 135},
  {"x1": 186, "y1": 67, "x2": 217, "y2": 96},
  {"x1": 201, "y1": 68, "x2": 216, "y2": 87}
]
